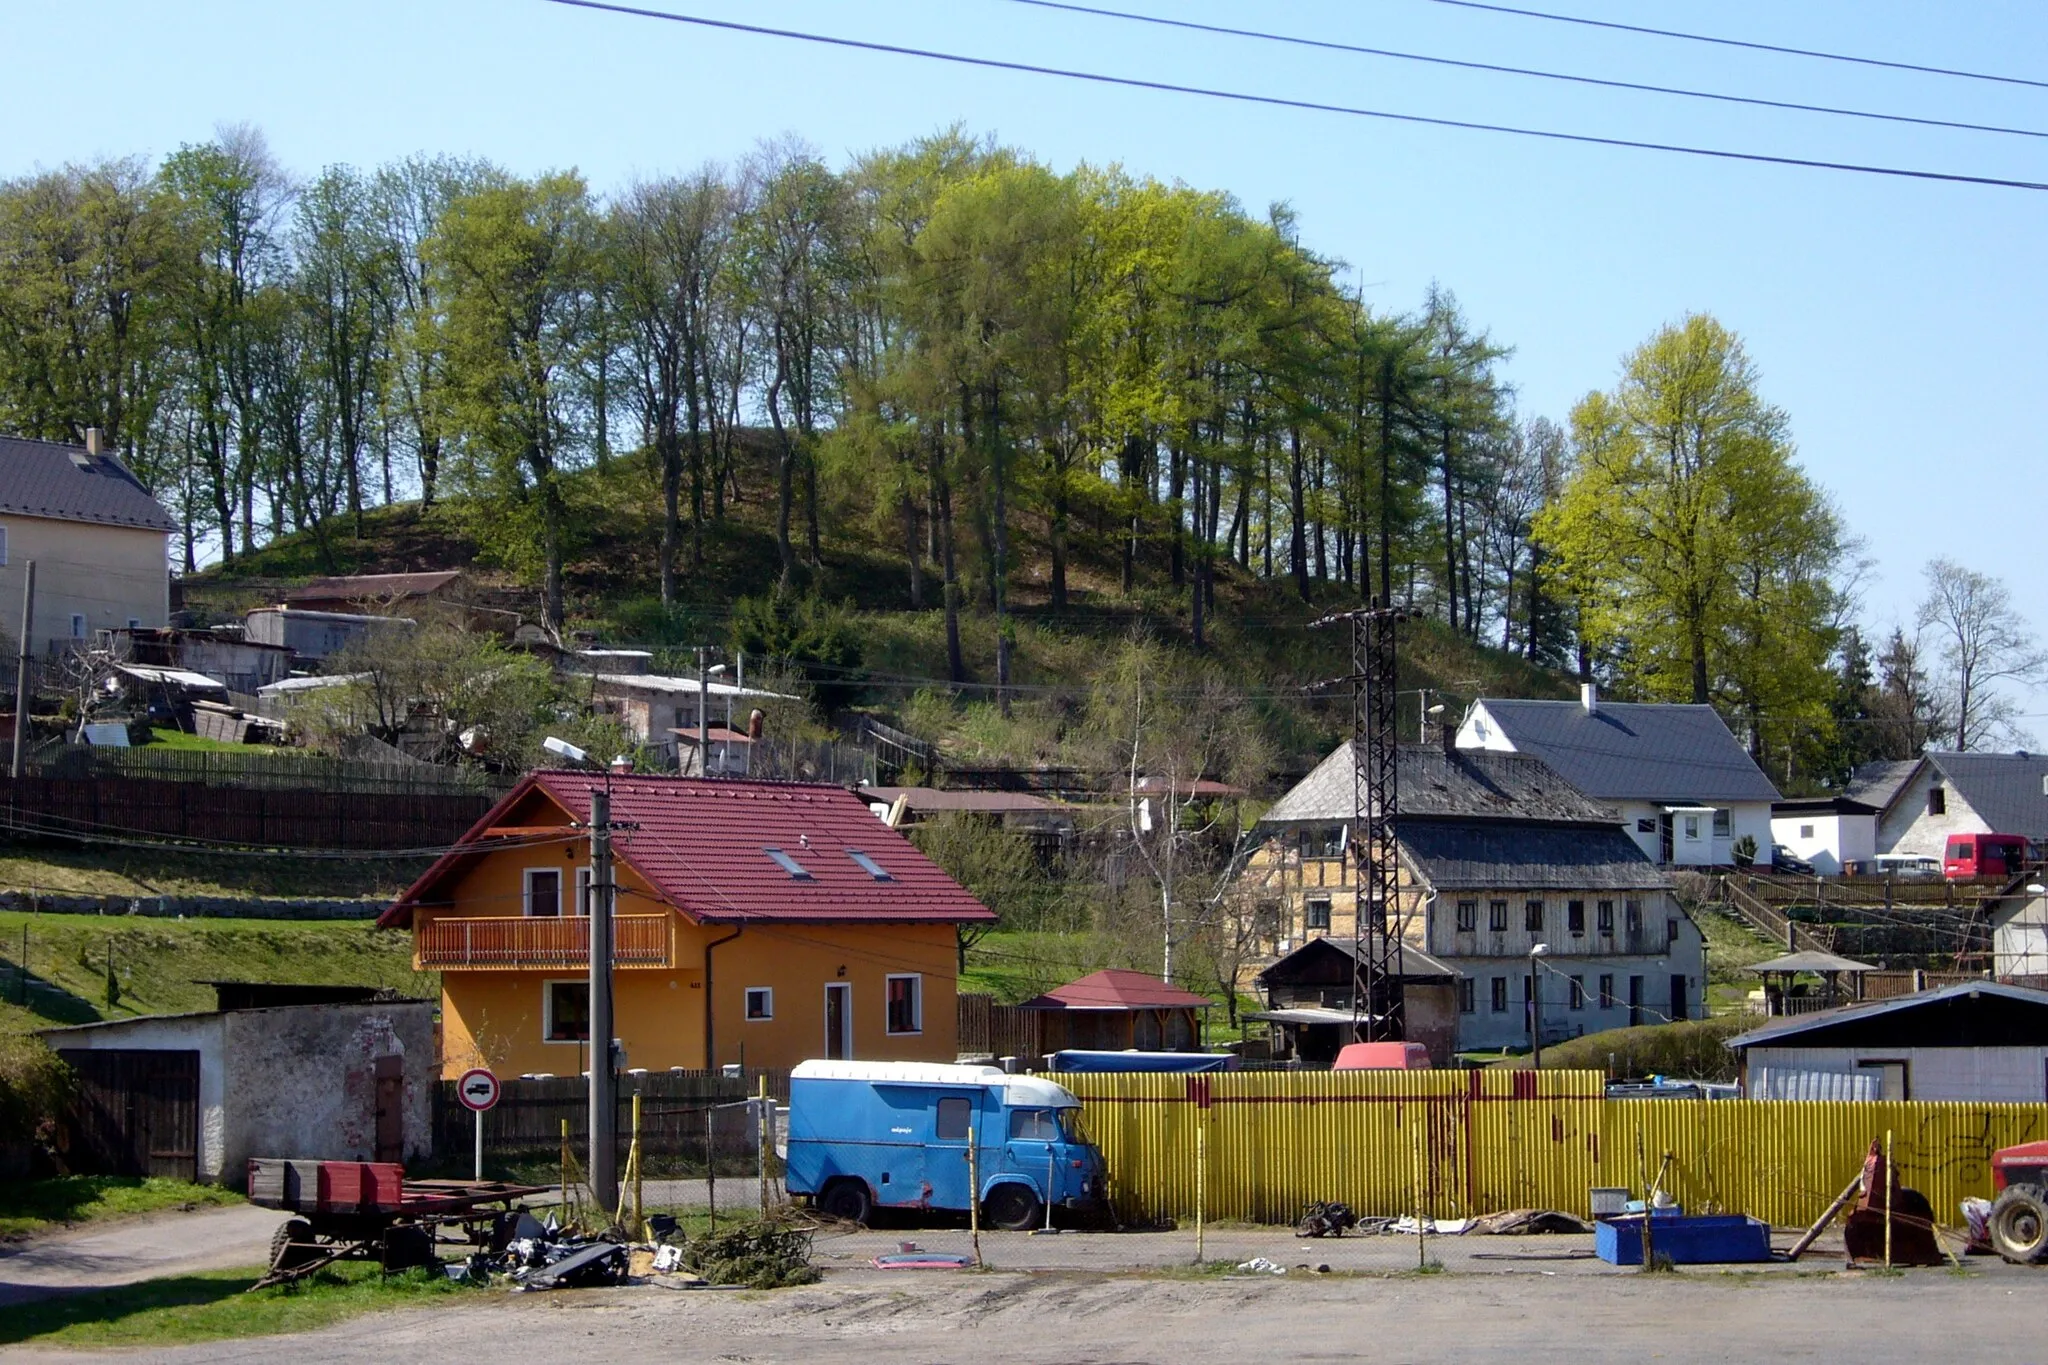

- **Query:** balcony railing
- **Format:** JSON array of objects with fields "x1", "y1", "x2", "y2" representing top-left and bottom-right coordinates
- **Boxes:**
[{"x1": 415, "y1": 914, "x2": 673, "y2": 970}]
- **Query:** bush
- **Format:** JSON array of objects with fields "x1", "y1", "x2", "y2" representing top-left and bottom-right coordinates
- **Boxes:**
[
  {"x1": 1528, "y1": 1015, "x2": 1747, "y2": 1082},
  {"x1": 727, "y1": 588, "x2": 864, "y2": 712},
  {"x1": 0, "y1": 1037, "x2": 70, "y2": 1149}
]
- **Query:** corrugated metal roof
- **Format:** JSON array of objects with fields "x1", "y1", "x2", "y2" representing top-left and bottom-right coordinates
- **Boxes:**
[
  {"x1": 1260, "y1": 744, "x2": 1617, "y2": 825},
  {"x1": 382, "y1": 771, "x2": 995, "y2": 927},
  {"x1": 1463, "y1": 698, "x2": 1781, "y2": 804},
  {"x1": 1397, "y1": 820, "x2": 1672, "y2": 891},
  {"x1": 0, "y1": 435, "x2": 176, "y2": 532},
  {"x1": 858, "y1": 786, "x2": 1062, "y2": 815}
]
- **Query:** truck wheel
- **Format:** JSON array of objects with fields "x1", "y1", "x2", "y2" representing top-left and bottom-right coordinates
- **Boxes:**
[
  {"x1": 819, "y1": 1179, "x2": 873, "y2": 1225},
  {"x1": 984, "y1": 1184, "x2": 1043, "y2": 1232},
  {"x1": 270, "y1": 1218, "x2": 319, "y2": 1273},
  {"x1": 1991, "y1": 1187, "x2": 2048, "y2": 1264}
]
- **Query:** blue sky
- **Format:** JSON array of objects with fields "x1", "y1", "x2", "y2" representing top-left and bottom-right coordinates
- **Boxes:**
[{"x1": 11, "y1": 0, "x2": 2046, "y2": 717}]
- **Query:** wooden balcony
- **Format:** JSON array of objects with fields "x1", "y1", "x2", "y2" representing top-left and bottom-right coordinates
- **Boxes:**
[{"x1": 415, "y1": 914, "x2": 673, "y2": 970}]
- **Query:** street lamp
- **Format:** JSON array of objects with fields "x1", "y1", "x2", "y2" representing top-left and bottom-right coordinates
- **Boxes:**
[{"x1": 1528, "y1": 943, "x2": 1550, "y2": 1070}]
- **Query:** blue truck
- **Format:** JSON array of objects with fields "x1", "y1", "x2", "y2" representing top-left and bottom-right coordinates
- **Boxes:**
[{"x1": 785, "y1": 1060, "x2": 1104, "y2": 1230}]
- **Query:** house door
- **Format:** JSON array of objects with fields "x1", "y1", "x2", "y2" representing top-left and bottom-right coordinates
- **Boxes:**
[
  {"x1": 824, "y1": 983, "x2": 852, "y2": 1060},
  {"x1": 57, "y1": 1049, "x2": 200, "y2": 1180},
  {"x1": 373, "y1": 1054, "x2": 405, "y2": 1163},
  {"x1": 1627, "y1": 977, "x2": 1644, "y2": 1028},
  {"x1": 1658, "y1": 815, "x2": 1675, "y2": 865},
  {"x1": 1669, "y1": 976, "x2": 1688, "y2": 1024}
]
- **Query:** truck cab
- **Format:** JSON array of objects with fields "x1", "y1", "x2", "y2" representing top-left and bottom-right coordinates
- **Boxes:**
[{"x1": 785, "y1": 1060, "x2": 1103, "y2": 1230}]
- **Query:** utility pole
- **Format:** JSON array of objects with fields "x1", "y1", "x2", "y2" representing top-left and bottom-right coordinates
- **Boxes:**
[
  {"x1": 11, "y1": 560, "x2": 34, "y2": 778},
  {"x1": 587, "y1": 785, "x2": 617, "y2": 1213},
  {"x1": 697, "y1": 645, "x2": 710, "y2": 778}
]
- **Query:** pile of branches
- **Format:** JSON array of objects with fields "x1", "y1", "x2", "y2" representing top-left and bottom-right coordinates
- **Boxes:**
[{"x1": 680, "y1": 1218, "x2": 819, "y2": 1289}]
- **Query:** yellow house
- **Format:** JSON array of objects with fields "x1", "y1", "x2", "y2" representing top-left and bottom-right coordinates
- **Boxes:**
[
  {"x1": 0, "y1": 433, "x2": 173, "y2": 655},
  {"x1": 378, "y1": 772, "x2": 996, "y2": 1078}
]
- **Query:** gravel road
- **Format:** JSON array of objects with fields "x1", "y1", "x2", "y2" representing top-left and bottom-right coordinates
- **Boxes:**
[{"x1": 0, "y1": 1204, "x2": 285, "y2": 1309}]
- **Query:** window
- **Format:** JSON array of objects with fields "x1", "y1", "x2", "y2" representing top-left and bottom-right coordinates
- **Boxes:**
[
  {"x1": 1683, "y1": 815, "x2": 1700, "y2": 841},
  {"x1": 544, "y1": 980, "x2": 589, "y2": 1042},
  {"x1": 764, "y1": 847, "x2": 813, "y2": 880},
  {"x1": 744, "y1": 987, "x2": 773, "y2": 1021},
  {"x1": 1624, "y1": 899, "x2": 1643, "y2": 934},
  {"x1": 1928, "y1": 786, "x2": 1946, "y2": 815},
  {"x1": 1856, "y1": 1060, "x2": 1909, "y2": 1101},
  {"x1": 1799, "y1": 823, "x2": 1815, "y2": 839},
  {"x1": 936, "y1": 1095, "x2": 972, "y2": 1141},
  {"x1": 70, "y1": 613, "x2": 88, "y2": 639},
  {"x1": 1490, "y1": 977, "x2": 1508, "y2": 1013},
  {"x1": 1458, "y1": 978, "x2": 1475, "y2": 1014},
  {"x1": 1712, "y1": 809, "x2": 1732, "y2": 838},
  {"x1": 1320, "y1": 826, "x2": 1346, "y2": 858},
  {"x1": 1636, "y1": 817, "x2": 1657, "y2": 834},
  {"x1": 1569, "y1": 976, "x2": 1586, "y2": 1011},
  {"x1": 1524, "y1": 899, "x2": 1545, "y2": 933},
  {"x1": 525, "y1": 868, "x2": 562, "y2": 918},
  {"x1": 1596, "y1": 900, "x2": 1614, "y2": 934},
  {"x1": 127, "y1": 617, "x2": 141, "y2": 630},
  {"x1": 1667, "y1": 917, "x2": 1680, "y2": 945},
  {"x1": 574, "y1": 867, "x2": 592, "y2": 916},
  {"x1": 1455, "y1": 899, "x2": 1477, "y2": 932},
  {"x1": 1567, "y1": 900, "x2": 1585, "y2": 935},
  {"x1": 886, "y1": 974, "x2": 922, "y2": 1034},
  {"x1": 1305, "y1": 896, "x2": 1332, "y2": 931},
  {"x1": 0, "y1": 525, "x2": 7, "y2": 564},
  {"x1": 1488, "y1": 899, "x2": 1509, "y2": 932},
  {"x1": 1009, "y1": 1108, "x2": 1061, "y2": 1141},
  {"x1": 1597, "y1": 974, "x2": 1615, "y2": 1009},
  {"x1": 846, "y1": 849, "x2": 893, "y2": 881}
]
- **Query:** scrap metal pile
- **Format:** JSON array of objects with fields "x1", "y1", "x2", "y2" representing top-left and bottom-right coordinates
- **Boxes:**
[{"x1": 455, "y1": 1211, "x2": 818, "y2": 1291}]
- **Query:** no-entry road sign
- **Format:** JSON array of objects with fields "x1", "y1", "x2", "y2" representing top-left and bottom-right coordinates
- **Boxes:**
[{"x1": 458, "y1": 1067, "x2": 500, "y2": 1112}]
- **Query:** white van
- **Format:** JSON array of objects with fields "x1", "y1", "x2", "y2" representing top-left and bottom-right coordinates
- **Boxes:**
[{"x1": 1872, "y1": 853, "x2": 1941, "y2": 879}]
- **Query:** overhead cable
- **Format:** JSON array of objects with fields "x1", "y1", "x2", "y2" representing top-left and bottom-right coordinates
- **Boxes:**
[
  {"x1": 536, "y1": 1, "x2": 2048, "y2": 192},
  {"x1": 1004, "y1": 0, "x2": 2048, "y2": 140}
]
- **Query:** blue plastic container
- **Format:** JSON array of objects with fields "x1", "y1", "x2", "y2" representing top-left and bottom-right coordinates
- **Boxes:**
[{"x1": 1595, "y1": 1213, "x2": 1773, "y2": 1265}]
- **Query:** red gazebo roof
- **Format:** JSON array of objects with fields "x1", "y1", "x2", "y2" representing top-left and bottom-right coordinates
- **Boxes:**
[{"x1": 1020, "y1": 968, "x2": 1213, "y2": 1011}]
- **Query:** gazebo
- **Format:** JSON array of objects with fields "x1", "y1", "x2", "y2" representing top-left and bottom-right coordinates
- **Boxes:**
[
  {"x1": 1018, "y1": 969, "x2": 1213, "y2": 1052},
  {"x1": 1747, "y1": 949, "x2": 1879, "y2": 1016}
]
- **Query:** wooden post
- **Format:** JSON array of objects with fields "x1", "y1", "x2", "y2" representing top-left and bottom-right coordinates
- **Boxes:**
[
  {"x1": 968, "y1": 1124, "x2": 983, "y2": 1267},
  {"x1": 1195, "y1": 1121, "x2": 1206, "y2": 1264},
  {"x1": 632, "y1": 1092, "x2": 644, "y2": 1239},
  {"x1": 1787, "y1": 1171, "x2": 1862, "y2": 1261},
  {"x1": 11, "y1": 560, "x2": 33, "y2": 779},
  {"x1": 1884, "y1": 1130, "x2": 1894, "y2": 1269},
  {"x1": 1638, "y1": 1129, "x2": 1655, "y2": 1271},
  {"x1": 758, "y1": 1075, "x2": 771, "y2": 1217},
  {"x1": 705, "y1": 1105, "x2": 717, "y2": 1233},
  {"x1": 1414, "y1": 1129, "x2": 1427, "y2": 1269}
]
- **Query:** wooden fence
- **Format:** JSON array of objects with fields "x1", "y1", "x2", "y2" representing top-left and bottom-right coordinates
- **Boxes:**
[
  {"x1": 32, "y1": 743, "x2": 502, "y2": 796},
  {"x1": 433, "y1": 1069, "x2": 791, "y2": 1178},
  {"x1": 0, "y1": 774, "x2": 492, "y2": 851},
  {"x1": 957, "y1": 993, "x2": 1051, "y2": 1062}
]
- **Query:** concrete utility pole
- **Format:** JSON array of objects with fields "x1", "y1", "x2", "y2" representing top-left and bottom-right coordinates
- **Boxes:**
[
  {"x1": 697, "y1": 645, "x2": 710, "y2": 778},
  {"x1": 587, "y1": 785, "x2": 617, "y2": 1213},
  {"x1": 12, "y1": 560, "x2": 34, "y2": 778}
]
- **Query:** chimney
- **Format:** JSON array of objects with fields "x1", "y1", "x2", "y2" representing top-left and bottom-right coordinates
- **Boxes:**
[
  {"x1": 1580, "y1": 682, "x2": 1599, "y2": 715},
  {"x1": 84, "y1": 427, "x2": 101, "y2": 457}
]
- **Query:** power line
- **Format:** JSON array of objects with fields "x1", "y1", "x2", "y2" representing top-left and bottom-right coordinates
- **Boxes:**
[
  {"x1": 1424, "y1": 0, "x2": 2048, "y2": 93},
  {"x1": 536, "y1": 0, "x2": 2048, "y2": 193},
  {"x1": 1004, "y1": 0, "x2": 2048, "y2": 141}
]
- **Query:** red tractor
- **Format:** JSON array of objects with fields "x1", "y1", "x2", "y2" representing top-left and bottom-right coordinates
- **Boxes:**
[{"x1": 1988, "y1": 1142, "x2": 2048, "y2": 1263}]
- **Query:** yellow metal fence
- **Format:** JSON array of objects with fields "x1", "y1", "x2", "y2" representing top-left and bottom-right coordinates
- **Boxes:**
[{"x1": 1059, "y1": 1070, "x2": 2048, "y2": 1229}]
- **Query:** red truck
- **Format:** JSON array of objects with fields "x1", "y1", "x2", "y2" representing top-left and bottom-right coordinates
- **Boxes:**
[{"x1": 1944, "y1": 833, "x2": 2034, "y2": 881}]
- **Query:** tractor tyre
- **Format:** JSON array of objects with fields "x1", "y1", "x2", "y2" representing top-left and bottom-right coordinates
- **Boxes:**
[
  {"x1": 1990, "y1": 1186, "x2": 2048, "y2": 1264},
  {"x1": 270, "y1": 1218, "x2": 319, "y2": 1273}
]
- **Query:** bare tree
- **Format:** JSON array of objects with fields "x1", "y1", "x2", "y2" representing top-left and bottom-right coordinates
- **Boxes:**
[{"x1": 1917, "y1": 559, "x2": 2048, "y2": 750}]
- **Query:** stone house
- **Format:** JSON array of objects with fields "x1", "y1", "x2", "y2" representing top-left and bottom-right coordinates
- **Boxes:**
[{"x1": 1848, "y1": 751, "x2": 2048, "y2": 861}]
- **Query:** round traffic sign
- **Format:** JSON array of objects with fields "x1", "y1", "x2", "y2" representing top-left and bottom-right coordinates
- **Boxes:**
[{"x1": 457, "y1": 1067, "x2": 500, "y2": 1112}]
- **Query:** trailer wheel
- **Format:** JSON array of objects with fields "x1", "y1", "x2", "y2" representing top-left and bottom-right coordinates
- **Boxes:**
[
  {"x1": 984, "y1": 1184, "x2": 1043, "y2": 1232},
  {"x1": 269, "y1": 1218, "x2": 319, "y2": 1273},
  {"x1": 819, "y1": 1179, "x2": 873, "y2": 1226},
  {"x1": 1991, "y1": 1187, "x2": 2048, "y2": 1264}
]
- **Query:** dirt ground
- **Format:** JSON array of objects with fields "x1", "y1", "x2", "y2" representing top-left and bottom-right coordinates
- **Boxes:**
[{"x1": 7, "y1": 1264, "x2": 2036, "y2": 1365}]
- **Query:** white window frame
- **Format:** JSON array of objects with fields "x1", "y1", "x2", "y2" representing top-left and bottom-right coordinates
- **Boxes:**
[
  {"x1": 744, "y1": 986, "x2": 774, "y2": 1021},
  {"x1": 1711, "y1": 808, "x2": 1732, "y2": 838},
  {"x1": 542, "y1": 978, "x2": 590, "y2": 1044},
  {"x1": 1683, "y1": 815, "x2": 1701, "y2": 841},
  {"x1": 885, "y1": 973, "x2": 924, "y2": 1035},
  {"x1": 574, "y1": 866, "x2": 592, "y2": 916},
  {"x1": 524, "y1": 866, "x2": 564, "y2": 918}
]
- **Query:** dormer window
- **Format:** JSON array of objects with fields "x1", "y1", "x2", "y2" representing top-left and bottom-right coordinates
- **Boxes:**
[
  {"x1": 764, "y1": 847, "x2": 813, "y2": 880},
  {"x1": 847, "y1": 849, "x2": 892, "y2": 881}
]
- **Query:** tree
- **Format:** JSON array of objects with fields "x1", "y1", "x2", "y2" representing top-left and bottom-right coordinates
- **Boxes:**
[
  {"x1": 1917, "y1": 559, "x2": 2047, "y2": 750},
  {"x1": 1537, "y1": 316, "x2": 1846, "y2": 731},
  {"x1": 292, "y1": 165, "x2": 392, "y2": 534},
  {"x1": 429, "y1": 172, "x2": 599, "y2": 630}
]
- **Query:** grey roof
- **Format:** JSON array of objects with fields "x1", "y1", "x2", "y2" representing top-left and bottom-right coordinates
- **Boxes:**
[
  {"x1": 1771, "y1": 796, "x2": 1878, "y2": 816},
  {"x1": 1398, "y1": 819, "x2": 1671, "y2": 892},
  {"x1": 1260, "y1": 933, "x2": 1461, "y2": 981},
  {"x1": 1746, "y1": 950, "x2": 1878, "y2": 975},
  {"x1": 1927, "y1": 751, "x2": 2048, "y2": 841},
  {"x1": 1725, "y1": 980, "x2": 2047, "y2": 1050},
  {"x1": 0, "y1": 435, "x2": 176, "y2": 532},
  {"x1": 1260, "y1": 744, "x2": 1617, "y2": 826},
  {"x1": 1845, "y1": 759, "x2": 1920, "y2": 812},
  {"x1": 1464, "y1": 698, "x2": 1781, "y2": 804}
]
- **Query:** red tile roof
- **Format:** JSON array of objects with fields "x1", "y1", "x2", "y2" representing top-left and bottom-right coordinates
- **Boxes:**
[
  {"x1": 379, "y1": 772, "x2": 995, "y2": 928},
  {"x1": 1020, "y1": 968, "x2": 1213, "y2": 1011}
]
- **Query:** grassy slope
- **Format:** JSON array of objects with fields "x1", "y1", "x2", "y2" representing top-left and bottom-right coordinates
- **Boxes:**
[
  {"x1": 0, "y1": 909, "x2": 434, "y2": 1037},
  {"x1": 0, "y1": 1175, "x2": 241, "y2": 1241},
  {"x1": 0, "y1": 846, "x2": 429, "y2": 901},
  {"x1": 181, "y1": 443, "x2": 1576, "y2": 774}
]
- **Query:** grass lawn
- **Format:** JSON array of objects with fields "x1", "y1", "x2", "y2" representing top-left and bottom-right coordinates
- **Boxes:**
[
  {"x1": 0, "y1": 1264, "x2": 487, "y2": 1349},
  {"x1": 0, "y1": 1175, "x2": 242, "y2": 1241},
  {"x1": 1694, "y1": 903, "x2": 1780, "y2": 1015},
  {"x1": 145, "y1": 727, "x2": 272, "y2": 753},
  {"x1": 0, "y1": 844, "x2": 428, "y2": 902},
  {"x1": 0, "y1": 909, "x2": 435, "y2": 1036}
]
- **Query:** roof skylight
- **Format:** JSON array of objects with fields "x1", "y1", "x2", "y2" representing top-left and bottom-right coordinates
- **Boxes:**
[
  {"x1": 764, "y1": 847, "x2": 813, "y2": 880},
  {"x1": 847, "y1": 849, "x2": 893, "y2": 882}
]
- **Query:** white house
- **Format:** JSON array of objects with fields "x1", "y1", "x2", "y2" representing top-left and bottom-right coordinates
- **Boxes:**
[
  {"x1": 1847, "y1": 751, "x2": 2048, "y2": 860},
  {"x1": 1770, "y1": 796, "x2": 1879, "y2": 876},
  {"x1": 1455, "y1": 684, "x2": 1782, "y2": 867},
  {"x1": 1726, "y1": 982, "x2": 2048, "y2": 1103}
]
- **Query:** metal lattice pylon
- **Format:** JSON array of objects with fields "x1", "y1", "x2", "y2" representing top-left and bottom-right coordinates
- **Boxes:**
[{"x1": 1315, "y1": 598, "x2": 1406, "y2": 1042}]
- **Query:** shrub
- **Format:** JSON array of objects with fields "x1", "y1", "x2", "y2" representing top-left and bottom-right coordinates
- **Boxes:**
[
  {"x1": 0, "y1": 1037, "x2": 70, "y2": 1149},
  {"x1": 1529, "y1": 1015, "x2": 1747, "y2": 1082}
]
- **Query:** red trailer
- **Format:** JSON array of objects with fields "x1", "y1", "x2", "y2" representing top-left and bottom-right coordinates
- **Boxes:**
[{"x1": 247, "y1": 1158, "x2": 551, "y2": 1287}]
